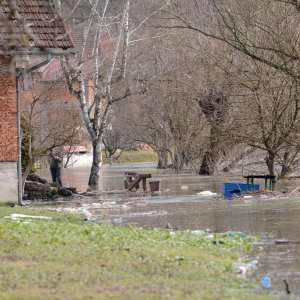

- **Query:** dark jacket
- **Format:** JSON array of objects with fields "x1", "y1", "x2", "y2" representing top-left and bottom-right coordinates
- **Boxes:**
[{"x1": 48, "y1": 149, "x2": 63, "y2": 168}]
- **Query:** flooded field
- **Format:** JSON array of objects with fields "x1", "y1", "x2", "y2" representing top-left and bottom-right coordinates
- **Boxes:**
[{"x1": 38, "y1": 162, "x2": 300, "y2": 297}]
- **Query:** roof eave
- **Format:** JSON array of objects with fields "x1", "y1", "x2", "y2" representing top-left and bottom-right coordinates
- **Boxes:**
[
  {"x1": 0, "y1": 48, "x2": 77, "y2": 56},
  {"x1": 50, "y1": 0, "x2": 76, "y2": 49}
]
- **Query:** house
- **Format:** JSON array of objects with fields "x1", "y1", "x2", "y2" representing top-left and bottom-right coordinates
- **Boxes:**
[{"x1": 0, "y1": 0, "x2": 74, "y2": 203}]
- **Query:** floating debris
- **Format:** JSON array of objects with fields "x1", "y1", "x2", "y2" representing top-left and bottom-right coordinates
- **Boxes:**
[
  {"x1": 196, "y1": 191, "x2": 217, "y2": 196},
  {"x1": 165, "y1": 223, "x2": 178, "y2": 231},
  {"x1": 79, "y1": 208, "x2": 93, "y2": 219},
  {"x1": 112, "y1": 217, "x2": 123, "y2": 224},
  {"x1": 232, "y1": 260, "x2": 258, "y2": 278},
  {"x1": 84, "y1": 217, "x2": 98, "y2": 224},
  {"x1": 283, "y1": 279, "x2": 291, "y2": 294},
  {"x1": 82, "y1": 203, "x2": 103, "y2": 209},
  {"x1": 275, "y1": 239, "x2": 300, "y2": 244},
  {"x1": 221, "y1": 231, "x2": 247, "y2": 238}
]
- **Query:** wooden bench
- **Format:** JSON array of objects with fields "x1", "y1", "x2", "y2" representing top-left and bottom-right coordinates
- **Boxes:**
[{"x1": 125, "y1": 172, "x2": 152, "y2": 192}]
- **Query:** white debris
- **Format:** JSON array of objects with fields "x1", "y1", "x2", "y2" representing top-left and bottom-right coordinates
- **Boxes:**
[
  {"x1": 82, "y1": 203, "x2": 102, "y2": 209},
  {"x1": 232, "y1": 264, "x2": 248, "y2": 277},
  {"x1": 79, "y1": 208, "x2": 93, "y2": 218},
  {"x1": 191, "y1": 230, "x2": 206, "y2": 235},
  {"x1": 196, "y1": 190, "x2": 217, "y2": 196},
  {"x1": 49, "y1": 207, "x2": 77, "y2": 214},
  {"x1": 4, "y1": 214, "x2": 52, "y2": 220},
  {"x1": 113, "y1": 217, "x2": 122, "y2": 224},
  {"x1": 181, "y1": 185, "x2": 189, "y2": 190},
  {"x1": 232, "y1": 260, "x2": 258, "y2": 278},
  {"x1": 49, "y1": 207, "x2": 93, "y2": 218}
]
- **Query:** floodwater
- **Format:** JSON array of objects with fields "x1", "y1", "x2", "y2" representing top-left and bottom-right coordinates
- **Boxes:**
[{"x1": 38, "y1": 162, "x2": 300, "y2": 297}]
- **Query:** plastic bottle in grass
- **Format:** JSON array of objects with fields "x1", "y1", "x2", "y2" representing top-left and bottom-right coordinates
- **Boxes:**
[{"x1": 260, "y1": 276, "x2": 271, "y2": 288}]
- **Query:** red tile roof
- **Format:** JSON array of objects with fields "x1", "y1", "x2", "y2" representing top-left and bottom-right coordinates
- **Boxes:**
[
  {"x1": 0, "y1": 0, "x2": 74, "y2": 52},
  {"x1": 64, "y1": 145, "x2": 87, "y2": 154}
]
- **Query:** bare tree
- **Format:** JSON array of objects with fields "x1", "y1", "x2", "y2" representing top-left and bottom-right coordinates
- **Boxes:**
[
  {"x1": 20, "y1": 74, "x2": 81, "y2": 190},
  {"x1": 61, "y1": 0, "x2": 131, "y2": 188},
  {"x1": 161, "y1": 0, "x2": 300, "y2": 177},
  {"x1": 168, "y1": 0, "x2": 300, "y2": 81},
  {"x1": 232, "y1": 70, "x2": 300, "y2": 178},
  {"x1": 102, "y1": 105, "x2": 135, "y2": 165},
  {"x1": 61, "y1": 0, "x2": 170, "y2": 188}
]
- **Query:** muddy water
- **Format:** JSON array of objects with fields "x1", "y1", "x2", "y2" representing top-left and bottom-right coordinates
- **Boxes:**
[
  {"x1": 38, "y1": 162, "x2": 300, "y2": 297},
  {"x1": 113, "y1": 198, "x2": 300, "y2": 297}
]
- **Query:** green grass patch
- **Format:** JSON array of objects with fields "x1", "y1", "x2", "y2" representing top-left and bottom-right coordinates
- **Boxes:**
[
  {"x1": 0, "y1": 206, "x2": 272, "y2": 300},
  {"x1": 103, "y1": 149, "x2": 158, "y2": 164}
]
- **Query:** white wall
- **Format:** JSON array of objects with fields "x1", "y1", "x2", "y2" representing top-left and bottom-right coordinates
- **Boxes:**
[{"x1": 0, "y1": 162, "x2": 18, "y2": 203}]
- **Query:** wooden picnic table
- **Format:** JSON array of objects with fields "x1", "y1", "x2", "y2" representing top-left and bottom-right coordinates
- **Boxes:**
[
  {"x1": 125, "y1": 172, "x2": 152, "y2": 192},
  {"x1": 243, "y1": 175, "x2": 276, "y2": 190}
]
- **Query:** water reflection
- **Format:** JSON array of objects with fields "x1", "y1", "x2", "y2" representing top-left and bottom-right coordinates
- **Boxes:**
[
  {"x1": 38, "y1": 162, "x2": 300, "y2": 296},
  {"x1": 38, "y1": 161, "x2": 299, "y2": 194}
]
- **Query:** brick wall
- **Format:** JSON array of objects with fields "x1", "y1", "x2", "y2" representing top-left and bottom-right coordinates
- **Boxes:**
[{"x1": 0, "y1": 58, "x2": 18, "y2": 162}]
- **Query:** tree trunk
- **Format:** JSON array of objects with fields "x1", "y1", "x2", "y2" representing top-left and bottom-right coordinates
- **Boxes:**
[
  {"x1": 172, "y1": 151, "x2": 184, "y2": 170},
  {"x1": 197, "y1": 92, "x2": 228, "y2": 176},
  {"x1": 22, "y1": 159, "x2": 34, "y2": 193},
  {"x1": 278, "y1": 151, "x2": 293, "y2": 179},
  {"x1": 266, "y1": 153, "x2": 276, "y2": 177},
  {"x1": 157, "y1": 148, "x2": 168, "y2": 169},
  {"x1": 109, "y1": 154, "x2": 114, "y2": 166},
  {"x1": 199, "y1": 149, "x2": 218, "y2": 175},
  {"x1": 88, "y1": 141, "x2": 102, "y2": 188},
  {"x1": 278, "y1": 165, "x2": 292, "y2": 179},
  {"x1": 104, "y1": 149, "x2": 114, "y2": 166},
  {"x1": 199, "y1": 143, "x2": 223, "y2": 175}
]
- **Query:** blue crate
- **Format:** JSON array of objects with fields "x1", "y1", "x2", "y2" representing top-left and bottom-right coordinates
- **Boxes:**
[{"x1": 223, "y1": 182, "x2": 260, "y2": 199}]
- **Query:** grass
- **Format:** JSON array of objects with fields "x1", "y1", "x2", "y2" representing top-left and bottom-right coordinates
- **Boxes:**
[
  {"x1": 0, "y1": 204, "x2": 272, "y2": 300},
  {"x1": 102, "y1": 149, "x2": 158, "y2": 164}
]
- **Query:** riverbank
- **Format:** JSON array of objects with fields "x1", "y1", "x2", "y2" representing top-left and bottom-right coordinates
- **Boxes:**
[{"x1": 0, "y1": 204, "x2": 272, "y2": 300}]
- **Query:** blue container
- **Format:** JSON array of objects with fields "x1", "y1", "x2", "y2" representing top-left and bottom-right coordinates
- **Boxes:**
[
  {"x1": 223, "y1": 182, "x2": 260, "y2": 199},
  {"x1": 260, "y1": 276, "x2": 271, "y2": 288}
]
